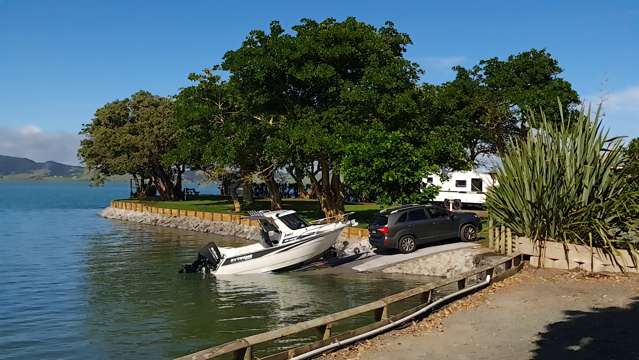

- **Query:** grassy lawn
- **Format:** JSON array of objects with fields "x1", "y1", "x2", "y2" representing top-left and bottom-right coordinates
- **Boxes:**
[{"x1": 127, "y1": 196, "x2": 382, "y2": 228}]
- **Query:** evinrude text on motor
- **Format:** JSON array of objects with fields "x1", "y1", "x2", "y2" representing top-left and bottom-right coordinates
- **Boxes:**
[{"x1": 181, "y1": 210, "x2": 356, "y2": 275}]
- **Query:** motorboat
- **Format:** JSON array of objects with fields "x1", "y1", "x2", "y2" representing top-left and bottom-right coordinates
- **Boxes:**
[{"x1": 181, "y1": 210, "x2": 357, "y2": 275}]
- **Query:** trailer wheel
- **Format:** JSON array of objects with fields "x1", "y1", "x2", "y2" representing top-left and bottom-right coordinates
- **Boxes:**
[
  {"x1": 443, "y1": 199, "x2": 451, "y2": 210},
  {"x1": 453, "y1": 199, "x2": 462, "y2": 210}
]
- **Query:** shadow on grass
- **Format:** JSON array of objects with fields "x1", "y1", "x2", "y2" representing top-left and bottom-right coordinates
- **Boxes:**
[{"x1": 532, "y1": 297, "x2": 639, "y2": 360}]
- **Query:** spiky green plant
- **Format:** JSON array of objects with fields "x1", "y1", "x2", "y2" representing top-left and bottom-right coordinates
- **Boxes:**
[{"x1": 486, "y1": 104, "x2": 639, "y2": 267}]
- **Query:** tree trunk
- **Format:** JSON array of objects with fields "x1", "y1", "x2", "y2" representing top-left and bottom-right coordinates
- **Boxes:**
[
  {"x1": 242, "y1": 177, "x2": 254, "y2": 207},
  {"x1": 152, "y1": 166, "x2": 183, "y2": 200},
  {"x1": 309, "y1": 157, "x2": 345, "y2": 219},
  {"x1": 263, "y1": 173, "x2": 283, "y2": 210},
  {"x1": 229, "y1": 177, "x2": 243, "y2": 212},
  {"x1": 287, "y1": 166, "x2": 310, "y2": 199}
]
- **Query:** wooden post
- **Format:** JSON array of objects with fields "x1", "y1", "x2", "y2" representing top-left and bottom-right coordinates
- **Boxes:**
[
  {"x1": 457, "y1": 278, "x2": 466, "y2": 290},
  {"x1": 500, "y1": 226, "x2": 505, "y2": 254},
  {"x1": 421, "y1": 290, "x2": 432, "y2": 304},
  {"x1": 374, "y1": 306, "x2": 388, "y2": 321},
  {"x1": 486, "y1": 267, "x2": 495, "y2": 281},
  {"x1": 233, "y1": 347, "x2": 251, "y2": 360},
  {"x1": 488, "y1": 218, "x2": 494, "y2": 250},
  {"x1": 317, "y1": 323, "x2": 332, "y2": 340},
  {"x1": 506, "y1": 228, "x2": 513, "y2": 255}
]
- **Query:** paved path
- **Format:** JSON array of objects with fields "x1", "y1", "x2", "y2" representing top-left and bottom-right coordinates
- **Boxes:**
[
  {"x1": 326, "y1": 268, "x2": 639, "y2": 360},
  {"x1": 351, "y1": 242, "x2": 478, "y2": 272}
]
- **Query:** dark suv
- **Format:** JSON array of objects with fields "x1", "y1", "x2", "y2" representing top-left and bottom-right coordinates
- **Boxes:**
[{"x1": 368, "y1": 204, "x2": 482, "y2": 253}]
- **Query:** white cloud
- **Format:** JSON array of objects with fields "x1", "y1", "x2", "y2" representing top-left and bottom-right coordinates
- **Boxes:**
[
  {"x1": 603, "y1": 86, "x2": 639, "y2": 112},
  {"x1": 0, "y1": 125, "x2": 81, "y2": 165},
  {"x1": 413, "y1": 56, "x2": 467, "y2": 70},
  {"x1": 585, "y1": 86, "x2": 639, "y2": 139},
  {"x1": 17, "y1": 125, "x2": 44, "y2": 136}
]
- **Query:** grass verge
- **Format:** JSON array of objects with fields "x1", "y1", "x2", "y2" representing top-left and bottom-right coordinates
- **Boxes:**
[{"x1": 124, "y1": 196, "x2": 382, "y2": 228}]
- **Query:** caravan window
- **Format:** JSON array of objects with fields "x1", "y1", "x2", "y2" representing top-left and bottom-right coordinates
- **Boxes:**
[
  {"x1": 471, "y1": 178, "x2": 483, "y2": 192},
  {"x1": 455, "y1": 180, "x2": 467, "y2": 188},
  {"x1": 426, "y1": 177, "x2": 434, "y2": 184}
]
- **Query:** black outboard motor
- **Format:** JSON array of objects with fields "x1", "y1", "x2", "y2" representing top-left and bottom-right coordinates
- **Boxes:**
[{"x1": 180, "y1": 242, "x2": 222, "y2": 273}]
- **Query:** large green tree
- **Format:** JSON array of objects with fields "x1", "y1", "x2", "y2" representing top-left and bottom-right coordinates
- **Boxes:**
[
  {"x1": 79, "y1": 91, "x2": 185, "y2": 200},
  {"x1": 221, "y1": 17, "x2": 425, "y2": 217},
  {"x1": 341, "y1": 123, "x2": 466, "y2": 205},
  {"x1": 173, "y1": 71, "x2": 284, "y2": 210},
  {"x1": 433, "y1": 49, "x2": 580, "y2": 163}
]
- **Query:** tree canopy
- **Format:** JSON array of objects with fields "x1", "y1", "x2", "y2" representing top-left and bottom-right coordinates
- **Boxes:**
[
  {"x1": 218, "y1": 17, "x2": 429, "y2": 215},
  {"x1": 80, "y1": 18, "x2": 593, "y2": 216},
  {"x1": 78, "y1": 91, "x2": 185, "y2": 200},
  {"x1": 430, "y1": 49, "x2": 580, "y2": 164}
]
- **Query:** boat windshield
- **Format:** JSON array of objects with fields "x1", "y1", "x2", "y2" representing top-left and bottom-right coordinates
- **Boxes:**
[{"x1": 278, "y1": 213, "x2": 308, "y2": 230}]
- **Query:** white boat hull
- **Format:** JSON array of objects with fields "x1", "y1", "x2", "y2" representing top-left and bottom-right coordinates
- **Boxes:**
[{"x1": 214, "y1": 223, "x2": 346, "y2": 275}]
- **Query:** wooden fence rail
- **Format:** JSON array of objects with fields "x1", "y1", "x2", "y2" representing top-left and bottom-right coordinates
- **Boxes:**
[{"x1": 176, "y1": 253, "x2": 524, "y2": 360}]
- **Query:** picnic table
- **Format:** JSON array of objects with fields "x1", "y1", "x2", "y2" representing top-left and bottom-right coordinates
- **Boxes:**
[{"x1": 183, "y1": 187, "x2": 200, "y2": 200}]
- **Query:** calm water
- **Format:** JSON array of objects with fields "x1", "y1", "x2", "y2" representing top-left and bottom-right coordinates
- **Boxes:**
[{"x1": 0, "y1": 182, "x2": 423, "y2": 359}]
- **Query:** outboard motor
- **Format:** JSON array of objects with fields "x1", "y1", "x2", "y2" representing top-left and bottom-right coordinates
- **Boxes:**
[{"x1": 180, "y1": 242, "x2": 222, "y2": 274}]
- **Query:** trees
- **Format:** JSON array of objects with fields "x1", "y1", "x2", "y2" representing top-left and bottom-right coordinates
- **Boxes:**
[
  {"x1": 78, "y1": 91, "x2": 185, "y2": 200},
  {"x1": 174, "y1": 71, "x2": 284, "y2": 210},
  {"x1": 341, "y1": 125, "x2": 466, "y2": 205},
  {"x1": 486, "y1": 105, "x2": 638, "y2": 264},
  {"x1": 433, "y1": 49, "x2": 579, "y2": 164},
  {"x1": 221, "y1": 18, "x2": 423, "y2": 217},
  {"x1": 626, "y1": 138, "x2": 639, "y2": 191}
]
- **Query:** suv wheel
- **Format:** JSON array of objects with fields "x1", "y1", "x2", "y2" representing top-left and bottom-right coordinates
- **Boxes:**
[
  {"x1": 398, "y1": 235, "x2": 417, "y2": 254},
  {"x1": 460, "y1": 224, "x2": 478, "y2": 242}
]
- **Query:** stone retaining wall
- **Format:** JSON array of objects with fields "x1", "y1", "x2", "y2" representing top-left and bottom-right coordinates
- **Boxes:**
[
  {"x1": 109, "y1": 200, "x2": 370, "y2": 239},
  {"x1": 104, "y1": 201, "x2": 372, "y2": 255}
]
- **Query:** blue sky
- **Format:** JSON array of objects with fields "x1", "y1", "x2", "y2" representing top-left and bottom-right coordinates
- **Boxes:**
[{"x1": 1, "y1": 0, "x2": 638, "y2": 164}]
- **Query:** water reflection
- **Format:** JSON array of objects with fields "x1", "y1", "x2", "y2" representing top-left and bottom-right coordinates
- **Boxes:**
[{"x1": 83, "y1": 220, "x2": 426, "y2": 358}]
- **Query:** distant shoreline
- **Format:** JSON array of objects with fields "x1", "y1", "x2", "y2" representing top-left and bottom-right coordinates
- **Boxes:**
[{"x1": 0, "y1": 176, "x2": 130, "y2": 183}]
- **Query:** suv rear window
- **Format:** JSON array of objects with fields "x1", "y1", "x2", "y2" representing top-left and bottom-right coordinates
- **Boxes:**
[
  {"x1": 371, "y1": 214, "x2": 388, "y2": 226},
  {"x1": 407, "y1": 209, "x2": 427, "y2": 221},
  {"x1": 427, "y1": 206, "x2": 449, "y2": 218},
  {"x1": 396, "y1": 212, "x2": 407, "y2": 223}
]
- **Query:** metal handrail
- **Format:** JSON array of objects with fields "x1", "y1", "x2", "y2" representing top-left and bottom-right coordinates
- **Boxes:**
[{"x1": 176, "y1": 253, "x2": 524, "y2": 360}]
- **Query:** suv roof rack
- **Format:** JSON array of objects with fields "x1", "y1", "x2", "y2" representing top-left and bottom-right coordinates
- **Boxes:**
[{"x1": 387, "y1": 204, "x2": 423, "y2": 214}]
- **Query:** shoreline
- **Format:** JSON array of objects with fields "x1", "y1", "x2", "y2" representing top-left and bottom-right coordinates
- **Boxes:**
[{"x1": 101, "y1": 206, "x2": 372, "y2": 255}]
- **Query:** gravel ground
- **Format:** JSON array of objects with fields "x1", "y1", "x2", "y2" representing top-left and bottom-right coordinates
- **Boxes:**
[{"x1": 322, "y1": 267, "x2": 639, "y2": 360}]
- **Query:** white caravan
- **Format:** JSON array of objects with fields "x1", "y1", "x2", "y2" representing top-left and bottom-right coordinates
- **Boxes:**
[{"x1": 425, "y1": 170, "x2": 496, "y2": 209}]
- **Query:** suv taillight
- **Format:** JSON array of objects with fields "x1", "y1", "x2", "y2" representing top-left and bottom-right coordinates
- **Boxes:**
[{"x1": 377, "y1": 226, "x2": 389, "y2": 235}]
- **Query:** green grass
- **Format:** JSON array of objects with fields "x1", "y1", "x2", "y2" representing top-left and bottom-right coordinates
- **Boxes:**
[{"x1": 126, "y1": 196, "x2": 382, "y2": 228}]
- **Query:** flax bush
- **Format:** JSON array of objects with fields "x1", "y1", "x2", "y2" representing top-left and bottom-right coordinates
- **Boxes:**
[{"x1": 486, "y1": 104, "x2": 639, "y2": 265}]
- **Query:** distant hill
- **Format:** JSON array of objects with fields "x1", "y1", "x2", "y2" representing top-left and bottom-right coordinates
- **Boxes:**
[{"x1": 0, "y1": 155, "x2": 84, "y2": 178}]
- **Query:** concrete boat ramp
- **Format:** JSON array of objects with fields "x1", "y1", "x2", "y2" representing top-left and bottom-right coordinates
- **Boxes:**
[
  {"x1": 298, "y1": 241, "x2": 491, "y2": 275},
  {"x1": 350, "y1": 242, "x2": 479, "y2": 272}
]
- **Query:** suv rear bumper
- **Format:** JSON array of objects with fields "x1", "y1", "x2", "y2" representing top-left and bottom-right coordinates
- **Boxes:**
[{"x1": 369, "y1": 236, "x2": 398, "y2": 250}]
